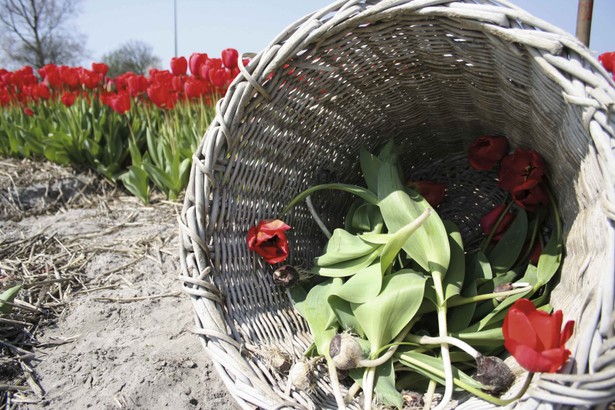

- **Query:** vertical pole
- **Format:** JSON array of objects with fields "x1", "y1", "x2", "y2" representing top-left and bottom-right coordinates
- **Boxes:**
[
  {"x1": 575, "y1": 0, "x2": 593, "y2": 47},
  {"x1": 174, "y1": 0, "x2": 178, "y2": 57}
]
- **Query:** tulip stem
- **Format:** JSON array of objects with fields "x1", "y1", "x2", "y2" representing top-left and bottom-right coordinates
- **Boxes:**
[
  {"x1": 305, "y1": 195, "x2": 332, "y2": 239},
  {"x1": 447, "y1": 285, "x2": 533, "y2": 307},
  {"x1": 326, "y1": 357, "x2": 347, "y2": 410},
  {"x1": 407, "y1": 334, "x2": 481, "y2": 359},
  {"x1": 400, "y1": 351, "x2": 535, "y2": 406},
  {"x1": 431, "y1": 270, "x2": 454, "y2": 410}
]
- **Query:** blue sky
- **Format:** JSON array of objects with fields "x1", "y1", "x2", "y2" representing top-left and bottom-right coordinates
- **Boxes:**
[{"x1": 78, "y1": 0, "x2": 614, "y2": 69}]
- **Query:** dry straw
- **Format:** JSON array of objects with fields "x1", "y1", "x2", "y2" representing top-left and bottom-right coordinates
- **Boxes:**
[{"x1": 179, "y1": 0, "x2": 615, "y2": 408}]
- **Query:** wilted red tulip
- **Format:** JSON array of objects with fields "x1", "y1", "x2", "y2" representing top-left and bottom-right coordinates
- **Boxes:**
[
  {"x1": 61, "y1": 92, "x2": 76, "y2": 107},
  {"x1": 498, "y1": 148, "x2": 545, "y2": 192},
  {"x1": 170, "y1": 56, "x2": 188, "y2": 76},
  {"x1": 221, "y1": 48, "x2": 239, "y2": 69},
  {"x1": 468, "y1": 135, "x2": 509, "y2": 170},
  {"x1": 189, "y1": 53, "x2": 208, "y2": 76},
  {"x1": 405, "y1": 179, "x2": 445, "y2": 207},
  {"x1": 247, "y1": 219, "x2": 291, "y2": 264},
  {"x1": 91, "y1": 62, "x2": 109, "y2": 76},
  {"x1": 503, "y1": 298, "x2": 574, "y2": 373},
  {"x1": 480, "y1": 203, "x2": 515, "y2": 240},
  {"x1": 511, "y1": 179, "x2": 549, "y2": 212}
]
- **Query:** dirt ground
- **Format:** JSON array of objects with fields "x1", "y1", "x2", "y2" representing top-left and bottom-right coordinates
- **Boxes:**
[{"x1": 0, "y1": 158, "x2": 237, "y2": 409}]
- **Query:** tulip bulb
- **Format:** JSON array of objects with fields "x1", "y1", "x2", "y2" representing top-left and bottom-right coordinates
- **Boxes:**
[
  {"x1": 475, "y1": 354, "x2": 515, "y2": 395},
  {"x1": 329, "y1": 332, "x2": 365, "y2": 370},
  {"x1": 288, "y1": 359, "x2": 316, "y2": 392}
]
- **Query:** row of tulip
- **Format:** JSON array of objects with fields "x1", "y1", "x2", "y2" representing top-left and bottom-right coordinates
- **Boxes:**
[{"x1": 0, "y1": 49, "x2": 244, "y2": 203}]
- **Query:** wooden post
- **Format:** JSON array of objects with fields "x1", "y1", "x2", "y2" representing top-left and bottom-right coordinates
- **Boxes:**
[{"x1": 575, "y1": 0, "x2": 594, "y2": 46}]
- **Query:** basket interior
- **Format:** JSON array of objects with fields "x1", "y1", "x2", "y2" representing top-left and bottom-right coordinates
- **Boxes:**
[{"x1": 197, "y1": 5, "x2": 612, "y2": 408}]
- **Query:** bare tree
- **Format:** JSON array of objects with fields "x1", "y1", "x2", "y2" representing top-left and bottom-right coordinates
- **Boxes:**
[
  {"x1": 0, "y1": 0, "x2": 87, "y2": 69},
  {"x1": 101, "y1": 40, "x2": 161, "y2": 77}
]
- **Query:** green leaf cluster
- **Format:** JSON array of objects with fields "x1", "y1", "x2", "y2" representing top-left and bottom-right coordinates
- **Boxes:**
[{"x1": 284, "y1": 141, "x2": 563, "y2": 408}]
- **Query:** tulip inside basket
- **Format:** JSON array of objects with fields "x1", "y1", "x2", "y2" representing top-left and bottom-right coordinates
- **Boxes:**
[{"x1": 246, "y1": 136, "x2": 573, "y2": 409}]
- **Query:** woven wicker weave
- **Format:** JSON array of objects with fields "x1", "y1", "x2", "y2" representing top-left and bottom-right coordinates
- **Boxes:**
[{"x1": 179, "y1": 1, "x2": 615, "y2": 408}]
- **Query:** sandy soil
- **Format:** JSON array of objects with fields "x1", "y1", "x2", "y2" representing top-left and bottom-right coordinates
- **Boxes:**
[{"x1": 0, "y1": 159, "x2": 238, "y2": 409}]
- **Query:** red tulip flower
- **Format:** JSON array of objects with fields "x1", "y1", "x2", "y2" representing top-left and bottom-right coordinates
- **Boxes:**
[
  {"x1": 480, "y1": 203, "x2": 515, "y2": 240},
  {"x1": 61, "y1": 92, "x2": 76, "y2": 107},
  {"x1": 503, "y1": 298, "x2": 574, "y2": 373},
  {"x1": 247, "y1": 219, "x2": 291, "y2": 264},
  {"x1": 110, "y1": 92, "x2": 131, "y2": 115},
  {"x1": 147, "y1": 84, "x2": 177, "y2": 109},
  {"x1": 170, "y1": 56, "x2": 188, "y2": 76},
  {"x1": 127, "y1": 75, "x2": 149, "y2": 97},
  {"x1": 221, "y1": 48, "x2": 239, "y2": 69},
  {"x1": 598, "y1": 52, "x2": 614, "y2": 72},
  {"x1": 511, "y1": 179, "x2": 549, "y2": 212},
  {"x1": 23, "y1": 107, "x2": 34, "y2": 116},
  {"x1": 189, "y1": 53, "x2": 208, "y2": 76},
  {"x1": 405, "y1": 179, "x2": 445, "y2": 207},
  {"x1": 468, "y1": 135, "x2": 510, "y2": 170},
  {"x1": 91, "y1": 62, "x2": 109, "y2": 76},
  {"x1": 498, "y1": 148, "x2": 545, "y2": 192}
]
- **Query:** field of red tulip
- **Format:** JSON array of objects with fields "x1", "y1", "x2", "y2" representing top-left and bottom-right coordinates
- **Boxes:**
[{"x1": 0, "y1": 48, "x2": 244, "y2": 203}]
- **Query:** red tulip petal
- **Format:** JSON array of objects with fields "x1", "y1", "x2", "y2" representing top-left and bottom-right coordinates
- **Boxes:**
[
  {"x1": 538, "y1": 347, "x2": 571, "y2": 373},
  {"x1": 503, "y1": 303, "x2": 539, "y2": 349},
  {"x1": 527, "y1": 308, "x2": 561, "y2": 350},
  {"x1": 560, "y1": 320, "x2": 575, "y2": 345},
  {"x1": 259, "y1": 219, "x2": 291, "y2": 234},
  {"x1": 509, "y1": 344, "x2": 565, "y2": 373}
]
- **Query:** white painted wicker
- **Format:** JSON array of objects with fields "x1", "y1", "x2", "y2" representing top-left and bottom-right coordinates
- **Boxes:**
[{"x1": 179, "y1": 1, "x2": 615, "y2": 408}]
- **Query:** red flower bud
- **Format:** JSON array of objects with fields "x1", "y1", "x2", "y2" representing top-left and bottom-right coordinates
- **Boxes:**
[
  {"x1": 189, "y1": 53, "x2": 208, "y2": 76},
  {"x1": 503, "y1": 298, "x2": 574, "y2": 373},
  {"x1": 468, "y1": 135, "x2": 509, "y2": 170},
  {"x1": 61, "y1": 92, "x2": 76, "y2": 107},
  {"x1": 91, "y1": 62, "x2": 109, "y2": 76},
  {"x1": 110, "y1": 92, "x2": 131, "y2": 115},
  {"x1": 24, "y1": 107, "x2": 34, "y2": 116},
  {"x1": 405, "y1": 179, "x2": 445, "y2": 207},
  {"x1": 598, "y1": 52, "x2": 614, "y2": 72},
  {"x1": 221, "y1": 48, "x2": 239, "y2": 69},
  {"x1": 170, "y1": 56, "x2": 188, "y2": 76},
  {"x1": 247, "y1": 219, "x2": 291, "y2": 264},
  {"x1": 480, "y1": 203, "x2": 515, "y2": 241}
]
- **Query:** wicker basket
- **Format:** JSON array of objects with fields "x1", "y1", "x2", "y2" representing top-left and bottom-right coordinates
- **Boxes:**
[{"x1": 179, "y1": 1, "x2": 615, "y2": 408}]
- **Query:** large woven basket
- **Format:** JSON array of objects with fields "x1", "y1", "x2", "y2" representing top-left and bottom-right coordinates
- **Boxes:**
[{"x1": 179, "y1": 1, "x2": 615, "y2": 408}]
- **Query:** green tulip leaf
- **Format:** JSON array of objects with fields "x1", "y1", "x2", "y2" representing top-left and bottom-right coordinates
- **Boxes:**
[
  {"x1": 443, "y1": 221, "x2": 465, "y2": 301},
  {"x1": 380, "y1": 208, "x2": 431, "y2": 275},
  {"x1": 328, "y1": 295, "x2": 365, "y2": 337},
  {"x1": 315, "y1": 229, "x2": 380, "y2": 266},
  {"x1": 360, "y1": 148, "x2": 382, "y2": 194},
  {"x1": 536, "y1": 226, "x2": 563, "y2": 286},
  {"x1": 398, "y1": 351, "x2": 487, "y2": 391},
  {"x1": 345, "y1": 201, "x2": 385, "y2": 235},
  {"x1": 312, "y1": 248, "x2": 381, "y2": 278},
  {"x1": 447, "y1": 280, "x2": 477, "y2": 333},
  {"x1": 0, "y1": 285, "x2": 22, "y2": 314},
  {"x1": 373, "y1": 359, "x2": 404, "y2": 408},
  {"x1": 332, "y1": 263, "x2": 382, "y2": 304},
  {"x1": 487, "y1": 208, "x2": 528, "y2": 274},
  {"x1": 295, "y1": 278, "x2": 343, "y2": 355},
  {"x1": 377, "y1": 162, "x2": 450, "y2": 274},
  {"x1": 352, "y1": 270, "x2": 427, "y2": 350}
]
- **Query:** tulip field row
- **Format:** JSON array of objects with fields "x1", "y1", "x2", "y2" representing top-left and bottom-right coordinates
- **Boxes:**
[{"x1": 0, "y1": 49, "x2": 244, "y2": 203}]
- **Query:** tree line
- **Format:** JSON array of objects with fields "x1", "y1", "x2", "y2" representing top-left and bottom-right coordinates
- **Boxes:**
[{"x1": 0, "y1": 0, "x2": 161, "y2": 75}]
